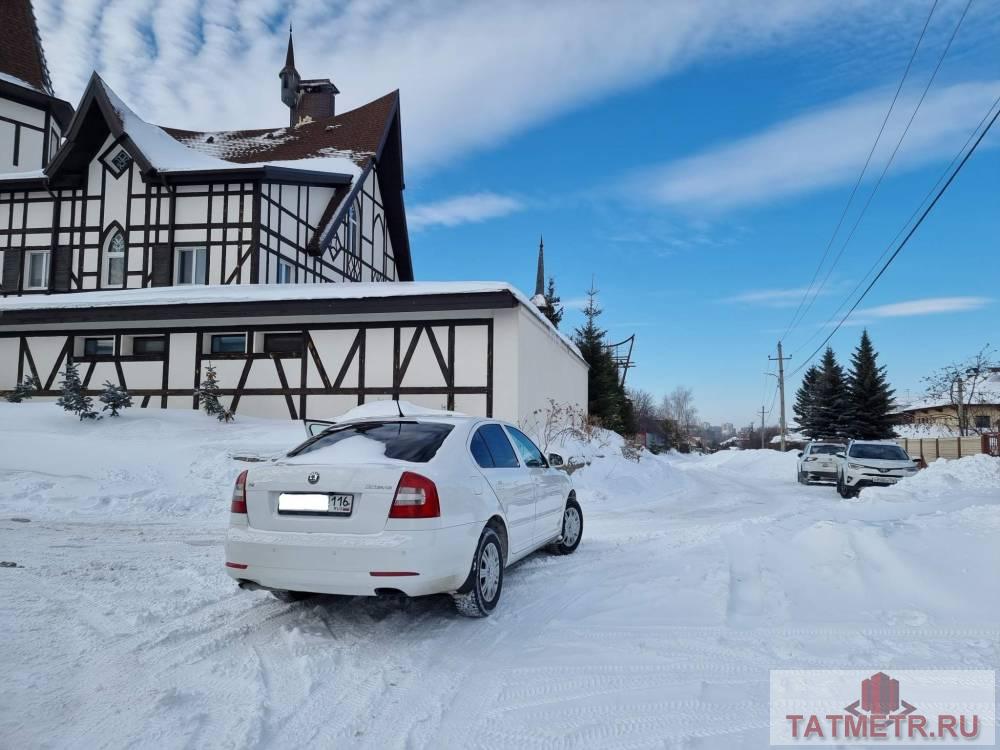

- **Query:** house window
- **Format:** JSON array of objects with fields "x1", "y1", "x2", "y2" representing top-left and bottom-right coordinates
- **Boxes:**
[
  {"x1": 262, "y1": 332, "x2": 303, "y2": 355},
  {"x1": 974, "y1": 415, "x2": 990, "y2": 429},
  {"x1": 24, "y1": 249, "x2": 50, "y2": 290},
  {"x1": 132, "y1": 336, "x2": 166, "y2": 355},
  {"x1": 277, "y1": 260, "x2": 293, "y2": 284},
  {"x1": 83, "y1": 337, "x2": 115, "y2": 357},
  {"x1": 103, "y1": 230, "x2": 126, "y2": 287},
  {"x1": 175, "y1": 247, "x2": 207, "y2": 285},
  {"x1": 210, "y1": 334, "x2": 247, "y2": 354}
]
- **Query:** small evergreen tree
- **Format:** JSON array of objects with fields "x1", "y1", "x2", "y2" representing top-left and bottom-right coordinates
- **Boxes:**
[
  {"x1": 5, "y1": 375, "x2": 40, "y2": 403},
  {"x1": 812, "y1": 347, "x2": 849, "y2": 440},
  {"x1": 846, "y1": 329, "x2": 895, "y2": 439},
  {"x1": 56, "y1": 361, "x2": 99, "y2": 420},
  {"x1": 99, "y1": 380, "x2": 133, "y2": 417},
  {"x1": 195, "y1": 364, "x2": 234, "y2": 422},
  {"x1": 793, "y1": 365, "x2": 820, "y2": 438},
  {"x1": 543, "y1": 277, "x2": 564, "y2": 329},
  {"x1": 573, "y1": 282, "x2": 624, "y2": 432}
]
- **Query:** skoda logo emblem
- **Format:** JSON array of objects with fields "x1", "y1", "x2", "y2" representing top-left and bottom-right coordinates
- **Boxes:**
[{"x1": 307, "y1": 472, "x2": 320, "y2": 485}]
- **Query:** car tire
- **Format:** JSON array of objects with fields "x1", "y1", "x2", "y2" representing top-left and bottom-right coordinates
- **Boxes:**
[
  {"x1": 797, "y1": 470, "x2": 809, "y2": 485},
  {"x1": 452, "y1": 527, "x2": 504, "y2": 618},
  {"x1": 550, "y1": 498, "x2": 583, "y2": 555},
  {"x1": 837, "y1": 474, "x2": 850, "y2": 499},
  {"x1": 270, "y1": 590, "x2": 310, "y2": 603}
]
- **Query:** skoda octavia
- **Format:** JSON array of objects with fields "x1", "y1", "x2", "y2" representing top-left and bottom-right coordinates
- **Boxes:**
[{"x1": 224, "y1": 415, "x2": 582, "y2": 617}]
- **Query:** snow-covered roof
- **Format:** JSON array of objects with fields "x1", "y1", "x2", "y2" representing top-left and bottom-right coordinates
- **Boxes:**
[
  {"x1": 98, "y1": 80, "x2": 362, "y2": 178},
  {"x1": 0, "y1": 70, "x2": 43, "y2": 94},
  {"x1": 0, "y1": 281, "x2": 585, "y2": 361},
  {"x1": 896, "y1": 371, "x2": 1000, "y2": 411},
  {"x1": 770, "y1": 430, "x2": 809, "y2": 444}
]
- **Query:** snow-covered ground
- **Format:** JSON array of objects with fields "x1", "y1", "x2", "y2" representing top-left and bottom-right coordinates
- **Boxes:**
[{"x1": 1, "y1": 403, "x2": 998, "y2": 748}]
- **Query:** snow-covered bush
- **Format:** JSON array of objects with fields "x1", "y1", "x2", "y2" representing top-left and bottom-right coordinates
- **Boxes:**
[
  {"x1": 99, "y1": 381, "x2": 133, "y2": 417},
  {"x1": 195, "y1": 364, "x2": 234, "y2": 422},
  {"x1": 56, "y1": 362, "x2": 99, "y2": 420},
  {"x1": 4, "y1": 375, "x2": 40, "y2": 403}
]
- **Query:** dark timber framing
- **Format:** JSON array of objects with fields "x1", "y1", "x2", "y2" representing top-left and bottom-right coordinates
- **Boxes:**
[{"x1": 3, "y1": 316, "x2": 496, "y2": 419}]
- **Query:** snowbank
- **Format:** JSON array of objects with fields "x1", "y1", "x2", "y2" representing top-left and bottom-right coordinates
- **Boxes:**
[
  {"x1": 861, "y1": 453, "x2": 1000, "y2": 500},
  {"x1": 0, "y1": 403, "x2": 302, "y2": 520}
]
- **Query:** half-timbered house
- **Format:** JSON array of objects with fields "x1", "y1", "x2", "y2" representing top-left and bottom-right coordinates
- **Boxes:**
[{"x1": 0, "y1": 1, "x2": 587, "y2": 422}]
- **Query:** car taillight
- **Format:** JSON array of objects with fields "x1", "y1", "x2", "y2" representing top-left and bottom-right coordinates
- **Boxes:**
[
  {"x1": 231, "y1": 470, "x2": 248, "y2": 514},
  {"x1": 389, "y1": 472, "x2": 440, "y2": 519}
]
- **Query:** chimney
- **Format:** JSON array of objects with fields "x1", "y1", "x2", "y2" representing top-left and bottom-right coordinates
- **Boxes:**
[{"x1": 294, "y1": 79, "x2": 339, "y2": 123}]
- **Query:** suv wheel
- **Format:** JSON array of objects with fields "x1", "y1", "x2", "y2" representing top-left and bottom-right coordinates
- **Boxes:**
[{"x1": 452, "y1": 527, "x2": 504, "y2": 618}]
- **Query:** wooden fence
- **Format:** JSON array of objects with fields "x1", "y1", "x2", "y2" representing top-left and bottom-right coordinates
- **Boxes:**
[{"x1": 896, "y1": 434, "x2": 999, "y2": 461}]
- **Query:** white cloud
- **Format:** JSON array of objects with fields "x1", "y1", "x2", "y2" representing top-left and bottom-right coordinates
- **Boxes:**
[
  {"x1": 643, "y1": 80, "x2": 1000, "y2": 210},
  {"x1": 32, "y1": 0, "x2": 952, "y2": 172},
  {"x1": 859, "y1": 296, "x2": 992, "y2": 317},
  {"x1": 722, "y1": 286, "x2": 836, "y2": 307},
  {"x1": 408, "y1": 192, "x2": 523, "y2": 230}
]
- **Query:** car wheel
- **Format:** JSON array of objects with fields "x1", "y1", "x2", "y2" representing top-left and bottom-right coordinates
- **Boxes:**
[
  {"x1": 797, "y1": 470, "x2": 808, "y2": 485},
  {"x1": 550, "y1": 498, "x2": 583, "y2": 555},
  {"x1": 270, "y1": 590, "x2": 311, "y2": 603},
  {"x1": 837, "y1": 474, "x2": 848, "y2": 498},
  {"x1": 452, "y1": 527, "x2": 504, "y2": 618}
]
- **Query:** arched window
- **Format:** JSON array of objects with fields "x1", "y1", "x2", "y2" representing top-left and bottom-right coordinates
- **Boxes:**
[{"x1": 103, "y1": 228, "x2": 125, "y2": 287}]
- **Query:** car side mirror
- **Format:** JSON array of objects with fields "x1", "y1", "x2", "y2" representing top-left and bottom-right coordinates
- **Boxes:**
[
  {"x1": 548, "y1": 452, "x2": 565, "y2": 468},
  {"x1": 835, "y1": 452, "x2": 845, "y2": 458},
  {"x1": 797, "y1": 452, "x2": 803, "y2": 458}
]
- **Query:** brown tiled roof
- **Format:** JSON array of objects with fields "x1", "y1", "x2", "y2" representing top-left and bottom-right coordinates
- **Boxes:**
[
  {"x1": 163, "y1": 90, "x2": 399, "y2": 169},
  {"x1": 0, "y1": 0, "x2": 53, "y2": 93}
]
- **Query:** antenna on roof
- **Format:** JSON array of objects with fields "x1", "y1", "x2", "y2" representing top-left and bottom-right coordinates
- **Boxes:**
[{"x1": 395, "y1": 399, "x2": 405, "y2": 418}]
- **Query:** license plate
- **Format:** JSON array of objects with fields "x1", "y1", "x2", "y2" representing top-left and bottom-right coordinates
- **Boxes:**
[
  {"x1": 278, "y1": 492, "x2": 354, "y2": 516},
  {"x1": 871, "y1": 476, "x2": 897, "y2": 484}
]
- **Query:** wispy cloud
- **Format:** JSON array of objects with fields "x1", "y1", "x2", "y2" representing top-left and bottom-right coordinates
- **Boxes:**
[
  {"x1": 34, "y1": 0, "x2": 982, "y2": 172},
  {"x1": 721, "y1": 285, "x2": 841, "y2": 307},
  {"x1": 408, "y1": 192, "x2": 524, "y2": 231},
  {"x1": 642, "y1": 80, "x2": 1000, "y2": 210},
  {"x1": 859, "y1": 296, "x2": 992, "y2": 318}
]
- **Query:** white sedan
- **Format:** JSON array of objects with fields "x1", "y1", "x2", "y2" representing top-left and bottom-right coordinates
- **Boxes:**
[{"x1": 224, "y1": 414, "x2": 582, "y2": 617}]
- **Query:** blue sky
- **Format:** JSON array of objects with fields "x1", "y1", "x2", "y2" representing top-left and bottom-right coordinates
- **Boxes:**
[{"x1": 37, "y1": 0, "x2": 1000, "y2": 423}]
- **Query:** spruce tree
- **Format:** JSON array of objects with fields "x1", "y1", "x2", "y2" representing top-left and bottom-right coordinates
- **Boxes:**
[
  {"x1": 5, "y1": 375, "x2": 40, "y2": 403},
  {"x1": 572, "y1": 283, "x2": 624, "y2": 431},
  {"x1": 195, "y1": 364, "x2": 234, "y2": 422},
  {"x1": 846, "y1": 329, "x2": 895, "y2": 439},
  {"x1": 793, "y1": 365, "x2": 820, "y2": 438},
  {"x1": 812, "y1": 348, "x2": 849, "y2": 440},
  {"x1": 99, "y1": 381, "x2": 133, "y2": 417},
  {"x1": 56, "y1": 362, "x2": 99, "y2": 420},
  {"x1": 543, "y1": 277, "x2": 564, "y2": 329}
]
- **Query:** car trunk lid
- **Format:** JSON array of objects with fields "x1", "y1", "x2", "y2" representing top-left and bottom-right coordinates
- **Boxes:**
[{"x1": 245, "y1": 462, "x2": 404, "y2": 534}]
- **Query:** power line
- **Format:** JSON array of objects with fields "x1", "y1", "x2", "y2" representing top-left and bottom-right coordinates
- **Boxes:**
[
  {"x1": 788, "y1": 97, "x2": 1000, "y2": 378},
  {"x1": 785, "y1": 0, "x2": 973, "y2": 340},
  {"x1": 780, "y1": 0, "x2": 940, "y2": 341},
  {"x1": 791, "y1": 91, "x2": 1000, "y2": 360}
]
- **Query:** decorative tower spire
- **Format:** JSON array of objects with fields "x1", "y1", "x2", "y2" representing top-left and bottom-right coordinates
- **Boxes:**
[
  {"x1": 279, "y1": 25, "x2": 301, "y2": 126},
  {"x1": 531, "y1": 235, "x2": 548, "y2": 309}
]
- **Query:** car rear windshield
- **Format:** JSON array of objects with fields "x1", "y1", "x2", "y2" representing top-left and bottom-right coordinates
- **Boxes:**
[
  {"x1": 810, "y1": 445, "x2": 842, "y2": 455},
  {"x1": 288, "y1": 421, "x2": 454, "y2": 463},
  {"x1": 848, "y1": 444, "x2": 909, "y2": 461}
]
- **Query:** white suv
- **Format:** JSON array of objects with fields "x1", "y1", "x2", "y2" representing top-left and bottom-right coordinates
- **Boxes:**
[
  {"x1": 797, "y1": 442, "x2": 844, "y2": 484},
  {"x1": 835, "y1": 440, "x2": 919, "y2": 498}
]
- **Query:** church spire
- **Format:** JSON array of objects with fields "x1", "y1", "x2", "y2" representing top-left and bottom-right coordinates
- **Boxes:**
[
  {"x1": 279, "y1": 25, "x2": 301, "y2": 126},
  {"x1": 534, "y1": 235, "x2": 545, "y2": 298},
  {"x1": 531, "y1": 235, "x2": 548, "y2": 309}
]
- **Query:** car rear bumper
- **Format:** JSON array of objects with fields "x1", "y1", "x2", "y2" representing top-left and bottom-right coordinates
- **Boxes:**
[
  {"x1": 803, "y1": 467, "x2": 837, "y2": 478},
  {"x1": 224, "y1": 522, "x2": 482, "y2": 597}
]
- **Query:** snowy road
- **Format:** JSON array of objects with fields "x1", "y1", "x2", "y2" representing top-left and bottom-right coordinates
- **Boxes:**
[{"x1": 1, "y1": 406, "x2": 998, "y2": 748}]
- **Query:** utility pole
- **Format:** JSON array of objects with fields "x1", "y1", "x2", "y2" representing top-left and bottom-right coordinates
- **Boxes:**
[
  {"x1": 769, "y1": 341, "x2": 792, "y2": 452},
  {"x1": 759, "y1": 406, "x2": 767, "y2": 449}
]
